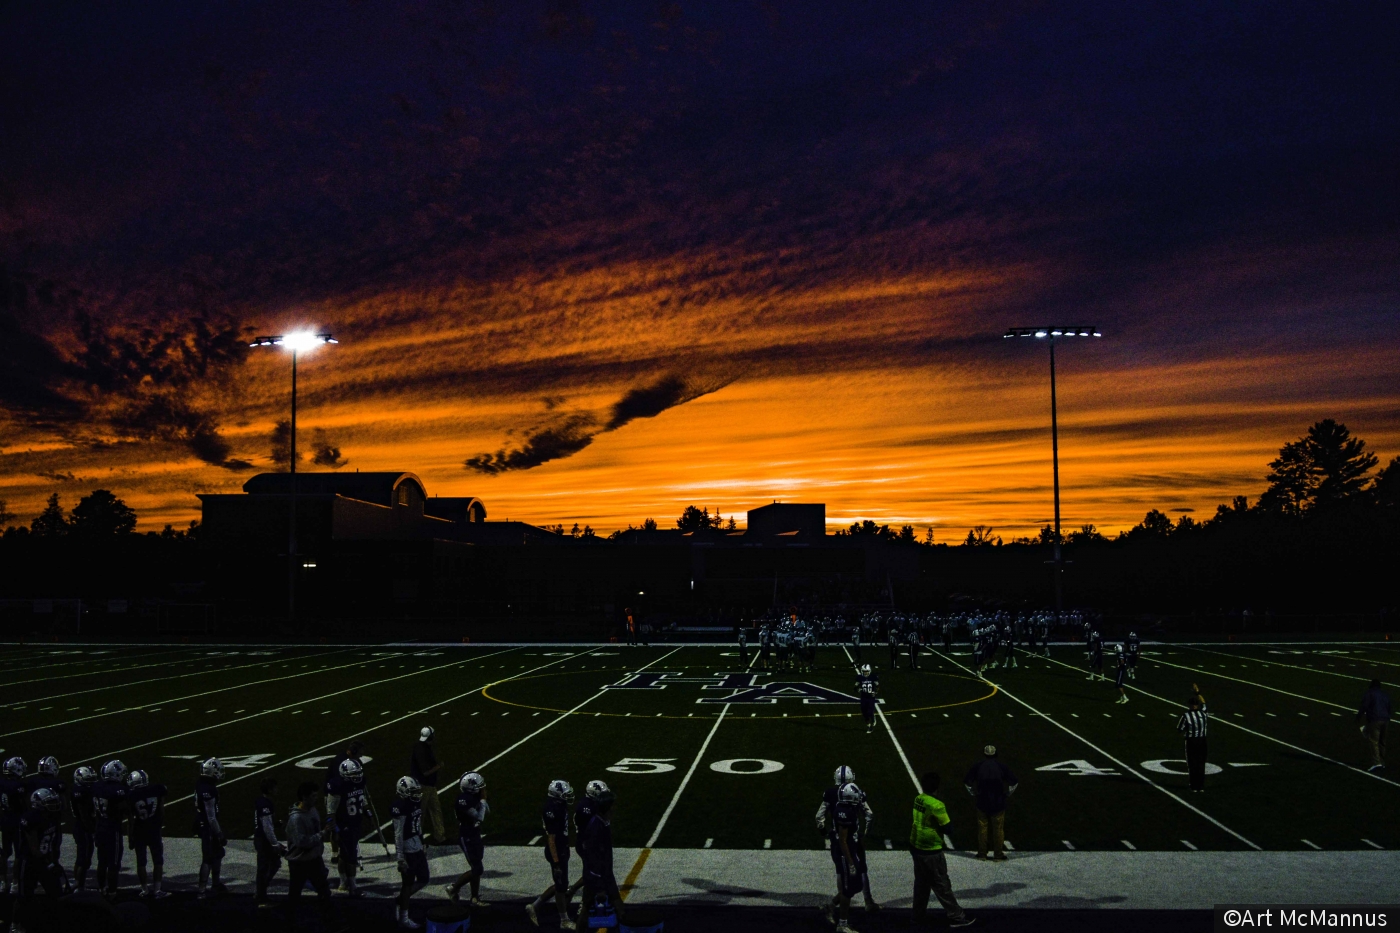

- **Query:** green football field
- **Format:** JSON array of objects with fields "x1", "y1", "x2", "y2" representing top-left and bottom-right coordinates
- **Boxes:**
[{"x1": 0, "y1": 638, "x2": 1395, "y2": 864}]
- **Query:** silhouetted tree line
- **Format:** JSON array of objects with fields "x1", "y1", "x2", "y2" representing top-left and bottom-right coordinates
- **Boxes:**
[{"x1": 930, "y1": 420, "x2": 1399, "y2": 614}]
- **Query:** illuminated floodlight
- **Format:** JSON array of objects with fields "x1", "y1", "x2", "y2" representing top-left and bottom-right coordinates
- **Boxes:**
[
  {"x1": 249, "y1": 332, "x2": 337, "y2": 351},
  {"x1": 1003, "y1": 327, "x2": 1099, "y2": 340}
]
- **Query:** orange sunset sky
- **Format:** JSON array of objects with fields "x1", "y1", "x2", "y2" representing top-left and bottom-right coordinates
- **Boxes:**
[{"x1": 2, "y1": 2, "x2": 1398, "y2": 536}]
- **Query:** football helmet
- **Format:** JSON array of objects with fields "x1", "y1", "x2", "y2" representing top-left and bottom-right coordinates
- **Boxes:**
[
  {"x1": 547, "y1": 779, "x2": 574, "y2": 802},
  {"x1": 859, "y1": 664, "x2": 872, "y2": 676},
  {"x1": 339, "y1": 758, "x2": 365, "y2": 784},
  {"x1": 2, "y1": 756, "x2": 25, "y2": 778},
  {"x1": 30, "y1": 787, "x2": 62, "y2": 812},
  {"x1": 833, "y1": 765, "x2": 855, "y2": 786},
  {"x1": 200, "y1": 757, "x2": 224, "y2": 780},
  {"x1": 37, "y1": 756, "x2": 59, "y2": 777},
  {"x1": 126, "y1": 769, "x2": 149, "y2": 789},
  {"x1": 585, "y1": 779, "x2": 611, "y2": 799},
  {"x1": 459, "y1": 771, "x2": 486, "y2": 794},
  {"x1": 100, "y1": 759, "x2": 127, "y2": 782},
  {"x1": 73, "y1": 766, "x2": 98, "y2": 786},
  {"x1": 838, "y1": 782, "x2": 863, "y2": 804},
  {"x1": 396, "y1": 776, "x2": 423, "y2": 800}
]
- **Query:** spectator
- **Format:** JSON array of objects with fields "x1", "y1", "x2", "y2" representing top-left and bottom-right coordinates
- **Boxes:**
[
  {"x1": 285, "y1": 782, "x2": 334, "y2": 921},
  {"x1": 411, "y1": 727, "x2": 446, "y2": 844},
  {"x1": 253, "y1": 777, "x2": 285, "y2": 907},
  {"x1": 1357, "y1": 679, "x2": 1391, "y2": 774},
  {"x1": 963, "y1": 746, "x2": 1018, "y2": 860},
  {"x1": 909, "y1": 772, "x2": 973, "y2": 928}
]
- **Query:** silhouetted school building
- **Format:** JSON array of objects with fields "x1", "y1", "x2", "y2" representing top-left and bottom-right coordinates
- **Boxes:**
[{"x1": 198, "y1": 473, "x2": 921, "y2": 627}]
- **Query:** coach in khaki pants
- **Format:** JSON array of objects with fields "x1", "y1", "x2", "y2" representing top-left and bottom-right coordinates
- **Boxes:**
[
  {"x1": 909, "y1": 772, "x2": 974, "y2": 928},
  {"x1": 963, "y1": 745, "x2": 1017, "y2": 860},
  {"x1": 411, "y1": 727, "x2": 446, "y2": 843}
]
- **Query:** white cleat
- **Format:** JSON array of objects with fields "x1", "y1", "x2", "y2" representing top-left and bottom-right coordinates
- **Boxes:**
[{"x1": 526, "y1": 903, "x2": 539, "y2": 927}]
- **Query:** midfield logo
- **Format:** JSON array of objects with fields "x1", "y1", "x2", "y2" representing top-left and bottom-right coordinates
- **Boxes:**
[{"x1": 606, "y1": 671, "x2": 859, "y2": 705}]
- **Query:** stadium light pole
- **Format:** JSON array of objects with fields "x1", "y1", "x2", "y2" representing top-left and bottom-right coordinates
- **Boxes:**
[
  {"x1": 1003, "y1": 326, "x2": 1102, "y2": 618},
  {"x1": 249, "y1": 332, "x2": 338, "y2": 626}
]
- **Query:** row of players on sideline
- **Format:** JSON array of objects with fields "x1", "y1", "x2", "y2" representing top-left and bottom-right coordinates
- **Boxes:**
[{"x1": 0, "y1": 742, "x2": 984, "y2": 932}]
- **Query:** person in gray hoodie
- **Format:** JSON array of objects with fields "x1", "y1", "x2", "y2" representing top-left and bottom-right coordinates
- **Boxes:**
[{"x1": 286, "y1": 782, "x2": 334, "y2": 917}]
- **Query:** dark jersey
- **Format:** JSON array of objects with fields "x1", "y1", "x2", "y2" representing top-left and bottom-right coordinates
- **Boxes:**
[
  {"x1": 1126, "y1": 635, "x2": 1140, "y2": 657},
  {"x1": 19, "y1": 807, "x2": 61, "y2": 862},
  {"x1": 253, "y1": 794, "x2": 279, "y2": 847},
  {"x1": 856, "y1": 674, "x2": 879, "y2": 698},
  {"x1": 820, "y1": 785, "x2": 841, "y2": 840},
  {"x1": 541, "y1": 797, "x2": 570, "y2": 860},
  {"x1": 70, "y1": 783, "x2": 96, "y2": 831},
  {"x1": 573, "y1": 798, "x2": 598, "y2": 854},
  {"x1": 0, "y1": 778, "x2": 27, "y2": 829},
  {"x1": 25, "y1": 776, "x2": 66, "y2": 798},
  {"x1": 128, "y1": 783, "x2": 168, "y2": 830},
  {"x1": 91, "y1": 780, "x2": 127, "y2": 832},
  {"x1": 832, "y1": 799, "x2": 864, "y2": 851},
  {"x1": 390, "y1": 798, "x2": 423, "y2": 854},
  {"x1": 328, "y1": 776, "x2": 368, "y2": 831},
  {"x1": 193, "y1": 777, "x2": 220, "y2": 834},
  {"x1": 454, "y1": 790, "x2": 485, "y2": 839}
]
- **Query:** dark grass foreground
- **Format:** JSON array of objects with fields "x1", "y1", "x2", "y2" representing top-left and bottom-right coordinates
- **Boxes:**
[{"x1": 4, "y1": 891, "x2": 1214, "y2": 933}]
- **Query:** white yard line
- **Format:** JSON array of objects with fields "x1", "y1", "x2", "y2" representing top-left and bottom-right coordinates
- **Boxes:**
[
  {"x1": 1038, "y1": 651, "x2": 1398, "y2": 790},
  {"x1": 3, "y1": 646, "x2": 363, "y2": 709},
  {"x1": 2, "y1": 649, "x2": 377, "y2": 740},
  {"x1": 842, "y1": 646, "x2": 919, "y2": 791},
  {"x1": 67, "y1": 647, "x2": 523, "y2": 771},
  {"x1": 1143, "y1": 656, "x2": 1351, "y2": 711},
  {"x1": 0, "y1": 646, "x2": 206, "y2": 680},
  {"x1": 0, "y1": 647, "x2": 220, "y2": 690},
  {"x1": 931, "y1": 648, "x2": 1261, "y2": 851},
  {"x1": 1178, "y1": 645, "x2": 1382, "y2": 682}
]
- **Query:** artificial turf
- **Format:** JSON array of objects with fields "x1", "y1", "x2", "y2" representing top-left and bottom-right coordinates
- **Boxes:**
[{"x1": 0, "y1": 638, "x2": 1394, "y2": 860}]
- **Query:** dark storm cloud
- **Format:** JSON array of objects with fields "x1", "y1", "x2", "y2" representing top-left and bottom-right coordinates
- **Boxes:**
[{"x1": 466, "y1": 372, "x2": 739, "y2": 473}]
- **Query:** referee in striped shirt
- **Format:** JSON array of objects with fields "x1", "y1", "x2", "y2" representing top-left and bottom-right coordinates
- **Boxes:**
[{"x1": 1177, "y1": 695, "x2": 1209, "y2": 792}]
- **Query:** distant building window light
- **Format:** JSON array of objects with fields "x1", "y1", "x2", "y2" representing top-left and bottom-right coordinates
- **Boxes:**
[{"x1": 302, "y1": 562, "x2": 317, "y2": 569}]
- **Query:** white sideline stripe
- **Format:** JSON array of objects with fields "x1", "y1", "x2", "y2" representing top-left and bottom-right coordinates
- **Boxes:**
[
  {"x1": 167, "y1": 646, "x2": 609, "y2": 808},
  {"x1": 1038, "y1": 651, "x2": 1399, "y2": 790},
  {"x1": 2, "y1": 646, "x2": 362, "y2": 710},
  {"x1": 1179, "y1": 645, "x2": 1381, "y2": 681},
  {"x1": 1144, "y1": 656, "x2": 1350, "y2": 710},
  {"x1": 932, "y1": 649, "x2": 1261, "y2": 851},
  {"x1": 69, "y1": 647, "x2": 523, "y2": 772},
  {"x1": 367, "y1": 647, "x2": 688, "y2": 838},
  {"x1": 843, "y1": 646, "x2": 919, "y2": 792},
  {"x1": 2, "y1": 649, "x2": 375, "y2": 740}
]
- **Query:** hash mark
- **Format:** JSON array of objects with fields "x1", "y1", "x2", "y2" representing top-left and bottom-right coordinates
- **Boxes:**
[
  {"x1": 1181, "y1": 840, "x2": 1198, "y2": 850},
  {"x1": 1362, "y1": 839, "x2": 1383, "y2": 849},
  {"x1": 1121, "y1": 840, "x2": 1136, "y2": 850},
  {"x1": 1062, "y1": 840, "x2": 1075, "y2": 850},
  {"x1": 529, "y1": 835, "x2": 541, "y2": 845},
  {"x1": 884, "y1": 839, "x2": 893, "y2": 850},
  {"x1": 704, "y1": 838, "x2": 713, "y2": 848},
  {"x1": 1302, "y1": 839, "x2": 1321, "y2": 850},
  {"x1": 763, "y1": 839, "x2": 771, "y2": 849}
]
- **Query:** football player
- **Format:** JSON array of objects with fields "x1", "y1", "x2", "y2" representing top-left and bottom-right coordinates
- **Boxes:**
[
  {"x1": 253, "y1": 777, "x2": 285, "y2": 906},
  {"x1": 526, "y1": 779, "x2": 577, "y2": 930},
  {"x1": 194, "y1": 757, "x2": 227, "y2": 898},
  {"x1": 125, "y1": 769, "x2": 169, "y2": 898},
  {"x1": 323, "y1": 739, "x2": 364, "y2": 869},
  {"x1": 738, "y1": 627, "x2": 749, "y2": 666},
  {"x1": 856, "y1": 664, "x2": 880, "y2": 734},
  {"x1": 1126, "y1": 631, "x2": 1140, "y2": 679},
  {"x1": 850, "y1": 625, "x2": 862, "y2": 663},
  {"x1": 326, "y1": 758, "x2": 368, "y2": 895},
  {"x1": 19, "y1": 787, "x2": 65, "y2": 902},
  {"x1": 26, "y1": 757, "x2": 65, "y2": 798},
  {"x1": 446, "y1": 771, "x2": 489, "y2": 906},
  {"x1": 824, "y1": 782, "x2": 869, "y2": 933},
  {"x1": 92, "y1": 759, "x2": 129, "y2": 896},
  {"x1": 392, "y1": 775, "x2": 428, "y2": 930},
  {"x1": 907, "y1": 627, "x2": 920, "y2": 671},
  {"x1": 1085, "y1": 631, "x2": 1104, "y2": 681},
  {"x1": 564, "y1": 779, "x2": 609, "y2": 904},
  {"x1": 816, "y1": 766, "x2": 877, "y2": 912},
  {"x1": 0, "y1": 756, "x2": 28, "y2": 894},
  {"x1": 70, "y1": 766, "x2": 98, "y2": 891},
  {"x1": 1113, "y1": 644, "x2": 1130, "y2": 705}
]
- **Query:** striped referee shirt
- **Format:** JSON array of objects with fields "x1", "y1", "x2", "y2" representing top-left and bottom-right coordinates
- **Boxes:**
[{"x1": 1177, "y1": 706, "x2": 1209, "y2": 738}]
